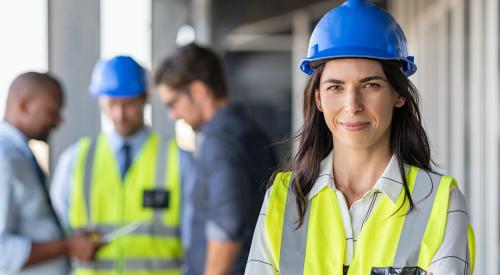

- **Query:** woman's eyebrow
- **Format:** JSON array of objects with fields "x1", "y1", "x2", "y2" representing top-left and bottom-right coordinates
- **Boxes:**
[
  {"x1": 321, "y1": 78, "x2": 344, "y2": 85},
  {"x1": 359, "y1": 76, "x2": 388, "y2": 83},
  {"x1": 321, "y1": 76, "x2": 389, "y2": 85}
]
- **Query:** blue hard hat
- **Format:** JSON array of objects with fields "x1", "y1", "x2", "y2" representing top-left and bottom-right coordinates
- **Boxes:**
[
  {"x1": 89, "y1": 56, "x2": 147, "y2": 98},
  {"x1": 300, "y1": 0, "x2": 416, "y2": 76}
]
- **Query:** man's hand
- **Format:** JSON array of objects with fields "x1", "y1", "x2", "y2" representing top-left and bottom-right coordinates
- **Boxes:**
[
  {"x1": 65, "y1": 231, "x2": 102, "y2": 262},
  {"x1": 204, "y1": 240, "x2": 241, "y2": 275},
  {"x1": 25, "y1": 231, "x2": 102, "y2": 268}
]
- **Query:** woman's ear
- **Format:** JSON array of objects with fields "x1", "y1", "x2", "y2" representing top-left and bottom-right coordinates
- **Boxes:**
[
  {"x1": 394, "y1": 95, "x2": 406, "y2": 108},
  {"x1": 315, "y1": 89, "x2": 323, "y2": 112}
]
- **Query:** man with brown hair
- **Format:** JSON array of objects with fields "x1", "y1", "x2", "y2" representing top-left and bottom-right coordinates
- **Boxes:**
[{"x1": 154, "y1": 44, "x2": 277, "y2": 275}]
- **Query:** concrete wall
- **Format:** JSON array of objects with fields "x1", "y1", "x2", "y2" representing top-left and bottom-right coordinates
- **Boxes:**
[{"x1": 390, "y1": 0, "x2": 499, "y2": 273}]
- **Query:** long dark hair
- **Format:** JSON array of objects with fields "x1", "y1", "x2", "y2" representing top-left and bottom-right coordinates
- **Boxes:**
[{"x1": 273, "y1": 60, "x2": 433, "y2": 227}]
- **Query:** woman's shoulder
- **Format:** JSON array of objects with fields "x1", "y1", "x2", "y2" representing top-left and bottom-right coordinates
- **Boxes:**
[
  {"x1": 408, "y1": 166, "x2": 459, "y2": 188},
  {"x1": 267, "y1": 171, "x2": 293, "y2": 195},
  {"x1": 409, "y1": 166, "x2": 467, "y2": 205}
]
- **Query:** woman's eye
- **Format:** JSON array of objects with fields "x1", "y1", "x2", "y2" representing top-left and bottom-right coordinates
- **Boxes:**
[
  {"x1": 364, "y1": 82, "x2": 381, "y2": 89},
  {"x1": 326, "y1": 85, "x2": 342, "y2": 92}
]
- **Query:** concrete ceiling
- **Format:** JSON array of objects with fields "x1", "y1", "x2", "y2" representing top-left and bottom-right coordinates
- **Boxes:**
[
  {"x1": 211, "y1": 0, "x2": 387, "y2": 51},
  {"x1": 211, "y1": 0, "x2": 387, "y2": 48}
]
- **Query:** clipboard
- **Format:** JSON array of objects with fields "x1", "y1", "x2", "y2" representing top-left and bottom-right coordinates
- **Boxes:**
[{"x1": 101, "y1": 221, "x2": 145, "y2": 242}]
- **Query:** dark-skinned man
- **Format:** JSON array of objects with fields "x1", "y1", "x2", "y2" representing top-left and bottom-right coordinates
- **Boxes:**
[{"x1": 0, "y1": 72, "x2": 101, "y2": 275}]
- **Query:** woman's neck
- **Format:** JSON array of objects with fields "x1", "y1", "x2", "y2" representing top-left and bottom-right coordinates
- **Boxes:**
[{"x1": 332, "y1": 142, "x2": 392, "y2": 207}]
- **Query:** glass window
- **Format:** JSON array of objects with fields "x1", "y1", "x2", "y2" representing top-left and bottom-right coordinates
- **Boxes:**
[{"x1": 0, "y1": 0, "x2": 48, "y2": 119}]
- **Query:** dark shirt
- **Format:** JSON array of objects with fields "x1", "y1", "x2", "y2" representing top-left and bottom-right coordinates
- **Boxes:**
[{"x1": 184, "y1": 103, "x2": 277, "y2": 275}]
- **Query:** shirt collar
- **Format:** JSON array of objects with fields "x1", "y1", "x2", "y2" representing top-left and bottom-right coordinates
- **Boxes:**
[
  {"x1": 307, "y1": 151, "x2": 404, "y2": 204},
  {"x1": 107, "y1": 127, "x2": 150, "y2": 154},
  {"x1": 0, "y1": 120, "x2": 32, "y2": 158},
  {"x1": 373, "y1": 154, "x2": 405, "y2": 203}
]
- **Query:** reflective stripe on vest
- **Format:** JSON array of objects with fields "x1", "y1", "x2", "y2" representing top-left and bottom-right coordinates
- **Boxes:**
[
  {"x1": 72, "y1": 223, "x2": 180, "y2": 238},
  {"x1": 77, "y1": 258, "x2": 181, "y2": 271},
  {"x1": 265, "y1": 166, "x2": 475, "y2": 274},
  {"x1": 69, "y1": 133, "x2": 182, "y2": 275}
]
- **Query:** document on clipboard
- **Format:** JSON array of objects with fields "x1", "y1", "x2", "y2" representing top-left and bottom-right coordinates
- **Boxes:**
[{"x1": 102, "y1": 221, "x2": 145, "y2": 243}]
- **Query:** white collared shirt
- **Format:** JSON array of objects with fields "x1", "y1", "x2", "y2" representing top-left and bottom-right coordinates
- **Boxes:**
[
  {"x1": 0, "y1": 121, "x2": 68, "y2": 275},
  {"x1": 245, "y1": 151, "x2": 472, "y2": 275}
]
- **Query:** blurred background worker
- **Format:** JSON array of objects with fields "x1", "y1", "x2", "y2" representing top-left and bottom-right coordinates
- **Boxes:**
[
  {"x1": 154, "y1": 43, "x2": 278, "y2": 275},
  {"x1": 51, "y1": 56, "x2": 187, "y2": 275},
  {"x1": 0, "y1": 72, "x2": 101, "y2": 275}
]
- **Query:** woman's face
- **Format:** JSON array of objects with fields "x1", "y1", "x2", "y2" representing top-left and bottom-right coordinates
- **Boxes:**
[{"x1": 315, "y1": 58, "x2": 406, "y2": 152}]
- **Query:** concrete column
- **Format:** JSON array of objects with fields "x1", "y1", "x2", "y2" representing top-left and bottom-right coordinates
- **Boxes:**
[
  {"x1": 192, "y1": 0, "x2": 212, "y2": 45},
  {"x1": 483, "y1": 0, "x2": 499, "y2": 272},
  {"x1": 48, "y1": 0, "x2": 100, "y2": 172},
  {"x1": 291, "y1": 11, "x2": 310, "y2": 154},
  {"x1": 151, "y1": 0, "x2": 189, "y2": 138},
  {"x1": 449, "y1": 0, "x2": 466, "y2": 190},
  {"x1": 469, "y1": 0, "x2": 488, "y2": 273}
]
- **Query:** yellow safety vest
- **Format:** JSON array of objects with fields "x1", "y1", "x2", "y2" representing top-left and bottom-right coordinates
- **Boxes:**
[
  {"x1": 68, "y1": 133, "x2": 182, "y2": 275},
  {"x1": 265, "y1": 166, "x2": 475, "y2": 274}
]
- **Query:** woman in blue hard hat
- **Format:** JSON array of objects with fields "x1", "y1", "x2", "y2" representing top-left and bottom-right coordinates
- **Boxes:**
[{"x1": 245, "y1": 0, "x2": 475, "y2": 274}]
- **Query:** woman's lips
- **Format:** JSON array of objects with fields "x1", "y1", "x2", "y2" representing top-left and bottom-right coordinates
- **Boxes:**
[{"x1": 340, "y1": 121, "x2": 370, "y2": 131}]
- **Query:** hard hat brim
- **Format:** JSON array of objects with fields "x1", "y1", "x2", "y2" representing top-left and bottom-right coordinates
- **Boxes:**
[{"x1": 300, "y1": 52, "x2": 417, "y2": 77}]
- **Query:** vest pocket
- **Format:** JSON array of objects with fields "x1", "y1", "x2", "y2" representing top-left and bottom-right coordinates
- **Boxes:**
[{"x1": 370, "y1": 266, "x2": 427, "y2": 275}]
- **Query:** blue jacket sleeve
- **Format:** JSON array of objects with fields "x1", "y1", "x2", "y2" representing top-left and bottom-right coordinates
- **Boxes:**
[{"x1": 200, "y1": 136, "x2": 253, "y2": 242}]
